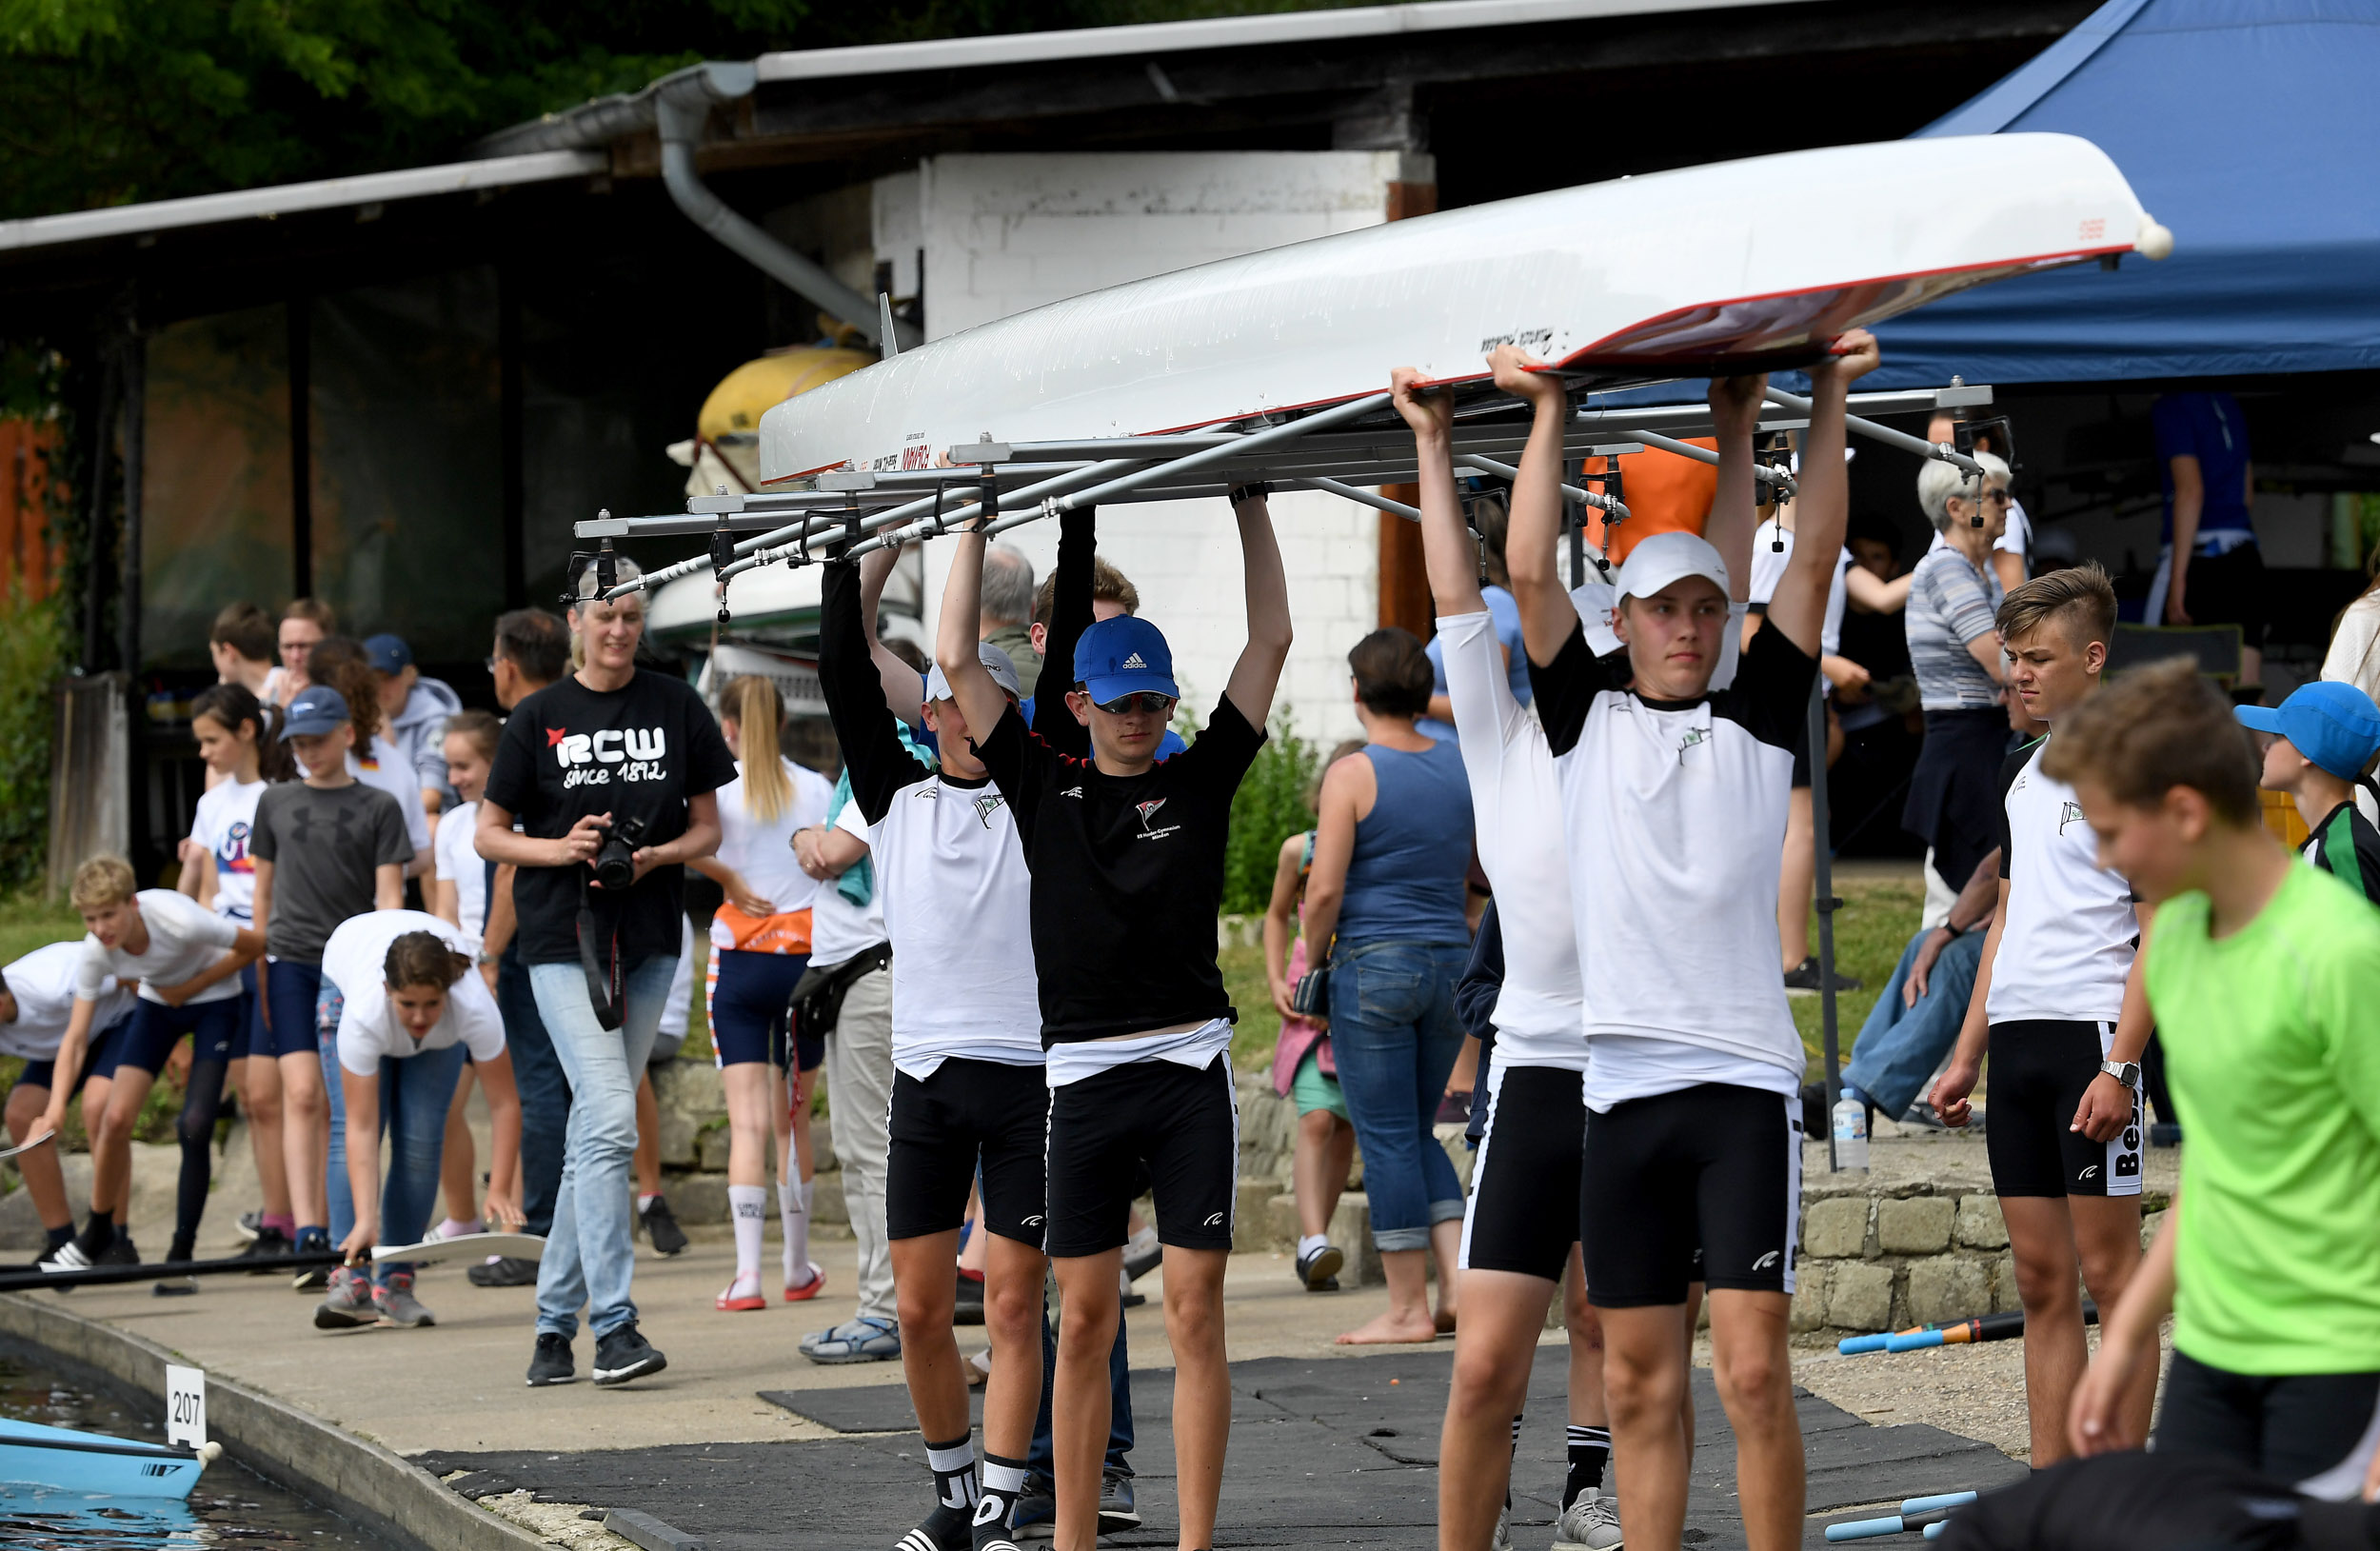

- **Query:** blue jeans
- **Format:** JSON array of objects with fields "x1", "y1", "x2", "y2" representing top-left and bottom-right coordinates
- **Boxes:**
[
  {"x1": 528, "y1": 955, "x2": 679, "y2": 1341},
  {"x1": 1327, "y1": 939, "x2": 1469, "y2": 1251},
  {"x1": 1029, "y1": 1300, "x2": 1133, "y2": 1480},
  {"x1": 499, "y1": 949, "x2": 570, "y2": 1238},
  {"x1": 1841, "y1": 927, "x2": 1987, "y2": 1119},
  {"x1": 318, "y1": 981, "x2": 466, "y2": 1284}
]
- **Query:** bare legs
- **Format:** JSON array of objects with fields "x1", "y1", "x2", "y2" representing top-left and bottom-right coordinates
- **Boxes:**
[
  {"x1": 241, "y1": 1053, "x2": 290, "y2": 1223},
  {"x1": 633, "y1": 1072, "x2": 663, "y2": 1199},
  {"x1": 1438, "y1": 1267, "x2": 1558, "y2": 1551},
  {"x1": 5, "y1": 1082, "x2": 72, "y2": 1231},
  {"x1": 1779, "y1": 785, "x2": 1816, "y2": 972},
  {"x1": 1339, "y1": 1217, "x2": 1462, "y2": 1344},
  {"x1": 440, "y1": 1064, "x2": 479, "y2": 1227},
  {"x1": 1602, "y1": 1288, "x2": 1795, "y2": 1551},
  {"x1": 2002, "y1": 1194, "x2": 2147, "y2": 1465},
  {"x1": 276, "y1": 1048, "x2": 327, "y2": 1228},
  {"x1": 1293, "y1": 1106, "x2": 1355, "y2": 1240}
]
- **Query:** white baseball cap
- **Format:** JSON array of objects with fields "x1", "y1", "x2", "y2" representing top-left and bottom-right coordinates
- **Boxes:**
[
  {"x1": 924, "y1": 641, "x2": 1023, "y2": 705},
  {"x1": 1615, "y1": 531, "x2": 1730, "y2": 604}
]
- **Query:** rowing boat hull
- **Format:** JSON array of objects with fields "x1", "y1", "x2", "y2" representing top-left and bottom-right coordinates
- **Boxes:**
[
  {"x1": 759, "y1": 133, "x2": 2152, "y2": 484},
  {"x1": 0, "y1": 1420, "x2": 204, "y2": 1501}
]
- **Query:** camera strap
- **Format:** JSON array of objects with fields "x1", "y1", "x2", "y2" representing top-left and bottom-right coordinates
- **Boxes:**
[{"x1": 576, "y1": 871, "x2": 624, "y2": 1031}]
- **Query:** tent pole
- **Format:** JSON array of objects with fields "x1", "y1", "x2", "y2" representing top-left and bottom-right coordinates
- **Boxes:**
[{"x1": 1811, "y1": 672, "x2": 1845, "y2": 1171}]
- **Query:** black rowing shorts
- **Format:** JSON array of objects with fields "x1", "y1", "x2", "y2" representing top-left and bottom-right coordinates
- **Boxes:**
[
  {"x1": 1045, "y1": 1054, "x2": 1238, "y2": 1259},
  {"x1": 885, "y1": 1057, "x2": 1051, "y2": 1247},
  {"x1": 1461, "y1": 1061, "x2": 1584, "y2": 1281},
  {"x1": 2157, "y1": 1350, "x2": 2380, "y2": 1492},
  {"x1": 1581, "y1": 1083, "x2": 1801, "y2": 1306},
  {"x1": 1984, "y1": 1019, "x2": 2143, "y2": 1199}
]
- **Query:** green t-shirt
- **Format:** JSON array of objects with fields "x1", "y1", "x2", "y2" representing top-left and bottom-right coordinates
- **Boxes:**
[{"x1": 2149, "y1": 862, "x2": 2380, "y2": 1375}]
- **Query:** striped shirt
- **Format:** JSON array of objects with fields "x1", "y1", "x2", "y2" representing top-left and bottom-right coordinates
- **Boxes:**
[{"x1": 1907, "y1": 545, "x2": 2004, "y2": 711}]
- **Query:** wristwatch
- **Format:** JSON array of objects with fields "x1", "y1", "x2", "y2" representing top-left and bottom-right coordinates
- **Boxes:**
[{"x1": 2098, "y1": 1059, "x2": 2142, "y2": 1089}]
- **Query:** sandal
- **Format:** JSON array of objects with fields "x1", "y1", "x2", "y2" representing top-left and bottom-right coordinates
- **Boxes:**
[{"x1": 800, "y1": 1315, "x2": 902, "y2": 1364}]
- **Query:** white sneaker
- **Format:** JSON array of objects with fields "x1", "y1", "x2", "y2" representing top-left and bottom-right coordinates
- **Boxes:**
[
  {"x1": 1553, "y1": 1487, "x2": 1623, "y2": 1551},
  {"x1": 1492, "y1": 1503, "x2": 1513, "y2": 1551}
]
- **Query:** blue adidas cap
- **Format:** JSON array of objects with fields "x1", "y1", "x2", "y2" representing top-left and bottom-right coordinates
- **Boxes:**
[
  {"x1": 2236, "y1": 682, "x2": 2380, "y2": 782},
  {"x1": 281, "y1": 685, "x2": 353, "y2": 739},
  {"x1": 1074, "y1": 615, "x2": 1178, "y2": 705}
]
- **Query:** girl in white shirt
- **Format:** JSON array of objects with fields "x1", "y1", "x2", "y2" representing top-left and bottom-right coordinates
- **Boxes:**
[
  {"x1": 429, "y1": 709, "x2": 501, "y2": 1239},
  {"x1": 689, "y1": 676, "x2": 835, "y2": 1311},
  {"x1": 187, "y1": 683, "x2": 300, "y2": 1260},
  {"x1": 312, "y1": 911, "x2": 522, "y2": 1333}
]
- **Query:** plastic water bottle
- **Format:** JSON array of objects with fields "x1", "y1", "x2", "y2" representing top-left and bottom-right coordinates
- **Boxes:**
[{"x1": 1832, "y1": 1094, "x2": 1870, "y2": 1172}]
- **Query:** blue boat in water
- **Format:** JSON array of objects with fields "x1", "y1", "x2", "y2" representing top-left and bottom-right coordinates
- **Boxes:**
[{"x1": 0, "y1": 1416, "x2": 216, "y2": 1501}]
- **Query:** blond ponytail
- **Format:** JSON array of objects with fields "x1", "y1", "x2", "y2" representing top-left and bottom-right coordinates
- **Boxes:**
[{"x1": 724, "y1": 676, "x2": 790, "y2": 824}]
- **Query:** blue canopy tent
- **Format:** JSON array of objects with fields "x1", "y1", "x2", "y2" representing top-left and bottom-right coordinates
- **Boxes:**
[{"x1": 1870, "y1": 0, "x2": 2380, "y2": 388}]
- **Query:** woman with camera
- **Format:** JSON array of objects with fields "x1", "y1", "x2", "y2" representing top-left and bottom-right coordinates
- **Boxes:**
[{"x1": 477, "y1": 555, "x2": 737, "y2": 1388}]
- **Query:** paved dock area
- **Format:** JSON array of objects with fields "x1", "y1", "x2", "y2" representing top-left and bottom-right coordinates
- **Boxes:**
[{"x1": 27, "y1": 1222, "x2": 2030, "y2": 1548}]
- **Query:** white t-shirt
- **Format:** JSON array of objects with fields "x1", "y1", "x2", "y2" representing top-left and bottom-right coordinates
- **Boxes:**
[
  {"x1": 1985, "y1": 737, "x2": 2137, "y2": 1026},
  {"x1": 351, "y1": 735, "x2": 430, "y2": 860},
  {"x1": 188, "y1": 776, "x2": 267, "y2": 923},
  {"x1": 1749, "y1": 520, "x2": 1851, "y2": 673},
  {"x1": 858, "y1": 774, "x2": 1044, "y2": 1078},
  {"x1": 322, "y1": 909, "x2": 506, "y2": 1075},
  {"x1": 707, "y1": 758, "x2": 835, "y2": 951},
  {"x1": 432, "y1": 802, "x2": 486, "y2": 942},
  {"x1": 76, "y1": 889, "x2": 244, "y2": 1007},
  {"x1": 807, "y1": 801, "x2": 889, "y2": 970},
  {"x1": 1530, "y1": 624, "x2": 1816, "y2": 1111},
  {"x1": 1437, "y1": 608, "x2": 1584, "y2": 1070},
  {"x1": 2, "y1": 942, "x2": 137, "y2": 1060}
]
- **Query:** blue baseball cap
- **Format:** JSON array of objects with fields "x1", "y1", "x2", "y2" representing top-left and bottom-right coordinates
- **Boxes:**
[
  {"x1": 281, "y1": 685, "x2": 353, "y2": 739},
  {"x1": 1074, "y1": 615, "x2": 1178, "y2": 705},
  {"x1": 363, "y1": 633, "x2": 413, "y2": 675},
  {"x1": 2236, "y1": 682, "x2": 2380, "y2": 782}
]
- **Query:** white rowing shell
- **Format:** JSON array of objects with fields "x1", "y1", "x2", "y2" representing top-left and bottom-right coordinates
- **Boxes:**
[{"x1": 759, "y1": 132, "x2": 2153, "y2": 485}]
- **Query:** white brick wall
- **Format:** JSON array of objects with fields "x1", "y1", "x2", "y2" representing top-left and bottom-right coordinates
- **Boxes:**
[{"x1": 877, "y1": 151, "x2": 1412, "y2": 749}]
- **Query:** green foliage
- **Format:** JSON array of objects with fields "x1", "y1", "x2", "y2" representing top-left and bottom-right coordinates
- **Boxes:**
[
  {"x1": 0, "y1": 585, "x2": 63, "y2": 895},
  {"x1": 1789, "y1": 876, "x2": 1924, "y2": 1074},
  {"x1": 0, "y1": 0, "x2": 1398, "y2": 220},
  {"x1": 1220, "y1": 709, "x2": 1318, "y2": 917}
]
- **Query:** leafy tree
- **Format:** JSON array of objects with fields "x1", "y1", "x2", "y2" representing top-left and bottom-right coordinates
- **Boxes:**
[{"x1": 0, "y1": 0, "x2": 1381, "y2": 220}]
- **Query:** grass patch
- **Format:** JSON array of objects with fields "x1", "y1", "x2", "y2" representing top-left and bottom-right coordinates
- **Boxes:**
[
  {"x1": 1220, "y1": 932, "x2": 1281, "y2": 1075},
  {"x1": 1792, "y1": 876, "x2": 1925, "y2": 1075},
  {"x1": 0, "y1": 892, "x2": 81, "y2": 965}
]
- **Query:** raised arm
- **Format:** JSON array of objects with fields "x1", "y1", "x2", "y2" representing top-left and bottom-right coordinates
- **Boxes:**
[
  {"x1": 935, "y1": 524, "x2": 1014, "y2": 755},
  {"x1": 1222, "y1": 490, "x2": 1293, "y2": 727},
  {"x1": 1035, "y1": 507, "x2": 1098, "y2": 753},
  {"x1": 1704, "y1": 374, "x2": 1769, "y2": 605},
  {"x1": 1763, "y1": 329, "x2": 1877, "y2": 656},
  {"x1": 822, "y1": 559, "x2": 934, "y2": 823},
  {"x1": 859, "y1": 544, "x2": 926, "y2": 727},
  {"x1": 1392, "y1": 368, "x2": 1482, "y2": 619},
  {"x1": 2165, "y1": 454, "x2": 2203, "y2": 625},
  {"x1": 1488, "y1": 347, "x2": 1577, "y2": 667}
]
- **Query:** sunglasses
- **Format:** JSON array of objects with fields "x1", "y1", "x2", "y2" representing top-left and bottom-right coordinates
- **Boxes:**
[{"x1": 1093, "y1": 692, "x2": 1177, "y2": 716}]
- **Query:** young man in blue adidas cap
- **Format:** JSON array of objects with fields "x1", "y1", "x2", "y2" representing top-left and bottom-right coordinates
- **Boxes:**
[
  {"x1": 939, "y1": 491, "x2": 1291, "y2": 1551},
  {"x1": 2238, "y1": 680, "x2": 2380, "y2": 903}
]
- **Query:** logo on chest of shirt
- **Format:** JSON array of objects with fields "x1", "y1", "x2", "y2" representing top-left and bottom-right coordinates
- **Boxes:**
[
  {"x1": 1134, "y1": 798, "x2": 1180, "y2": 841},
  {"x1": 548, "y1": 726, "x2": 669, "y2": 788},
  {"x1": 219, "y1": 820, "x2": 254, "y2": 874},
  {"x1": 1676, "y1": 726, "x2": 1710, "y2": 764},
  {"x1": 1061, "y1": 785, "x2": 1083, "y2": 799},
  {"x1": 2058, "y1": 800, "x2": 2085, "y2": 834},
  {"x1": 972, "y1": 793, "x2": 1006, "y2": 828}
]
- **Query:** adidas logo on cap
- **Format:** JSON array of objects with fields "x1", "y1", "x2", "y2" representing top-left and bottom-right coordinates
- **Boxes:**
[{"x1": 1120, "y1": 651, "x2": 1147, "y2": 669}]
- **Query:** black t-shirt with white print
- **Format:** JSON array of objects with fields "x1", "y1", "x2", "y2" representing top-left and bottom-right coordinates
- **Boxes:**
[
  {"x1": 1529, "y1": 618, "x2": 1818, "y2": 1103},
  {"x1": 484, "y1": 669, "x2": 738, "y2": 967},
  {"x1": 976, "y1": 693, "x2": 1265, "y2": 1044}
]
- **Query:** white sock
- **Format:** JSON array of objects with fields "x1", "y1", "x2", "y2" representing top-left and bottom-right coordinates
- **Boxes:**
[
  {"x1": 729, "y1": 1184, "x2": 766, "y2": 1282},
  {"x1": 780, "y1": 1178, "x2": 813, "y2": 1283},
  {"x1": 1299, "y1": 1233, "x2": 1329, "y2": 1259}
]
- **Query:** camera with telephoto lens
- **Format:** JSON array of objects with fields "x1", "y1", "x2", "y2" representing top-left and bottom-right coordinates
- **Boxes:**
[{"x1": 590, "y1": 814, "x2": 650, "y2": 891}]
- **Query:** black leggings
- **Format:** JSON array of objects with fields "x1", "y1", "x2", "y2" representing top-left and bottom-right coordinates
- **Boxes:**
[{"x1": 168, "y1": 1059, "x2": 231, "y2": 1262}]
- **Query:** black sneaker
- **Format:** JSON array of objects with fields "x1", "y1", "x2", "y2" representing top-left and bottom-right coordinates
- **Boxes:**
[
  {"x1": 236, "y1": 1227, "x2": 294, "y2": 1273},
  {"x1": 1296, "y1": 1243, "x2": 1345, "y2": 1291},
  {"x1": 97, "y1": 1233, "x2": 139, "y2": 1267},
  {"x1": 591, "y1": 1321, "x2": 667, "y2": 1385},
  {"x1": 153, "y1": 1277, "x2": 198, "y2": 1298},
  {"x1": 1783, "y1": 957, "x2": 1863, "y2": 993},
  {"x1": 954, "y1": 1270, "x2": 985, "y2": 1326},
  {"x1": 639, "y1": 1197, "x2": 688, "y2": 1257},
  {"x1": 1098, "y1": 1467, "x2": 1140, "y2": 1533},
  {"x1": 526, "y1": 1331, "x2": 578, "y2": 1386},
  {"x1": 291, "y1": 1229, "x2": 331, "y2": 1291},
  {"x1": 468, "y1": 1255, "x2": 541, "y2": 1287}
]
